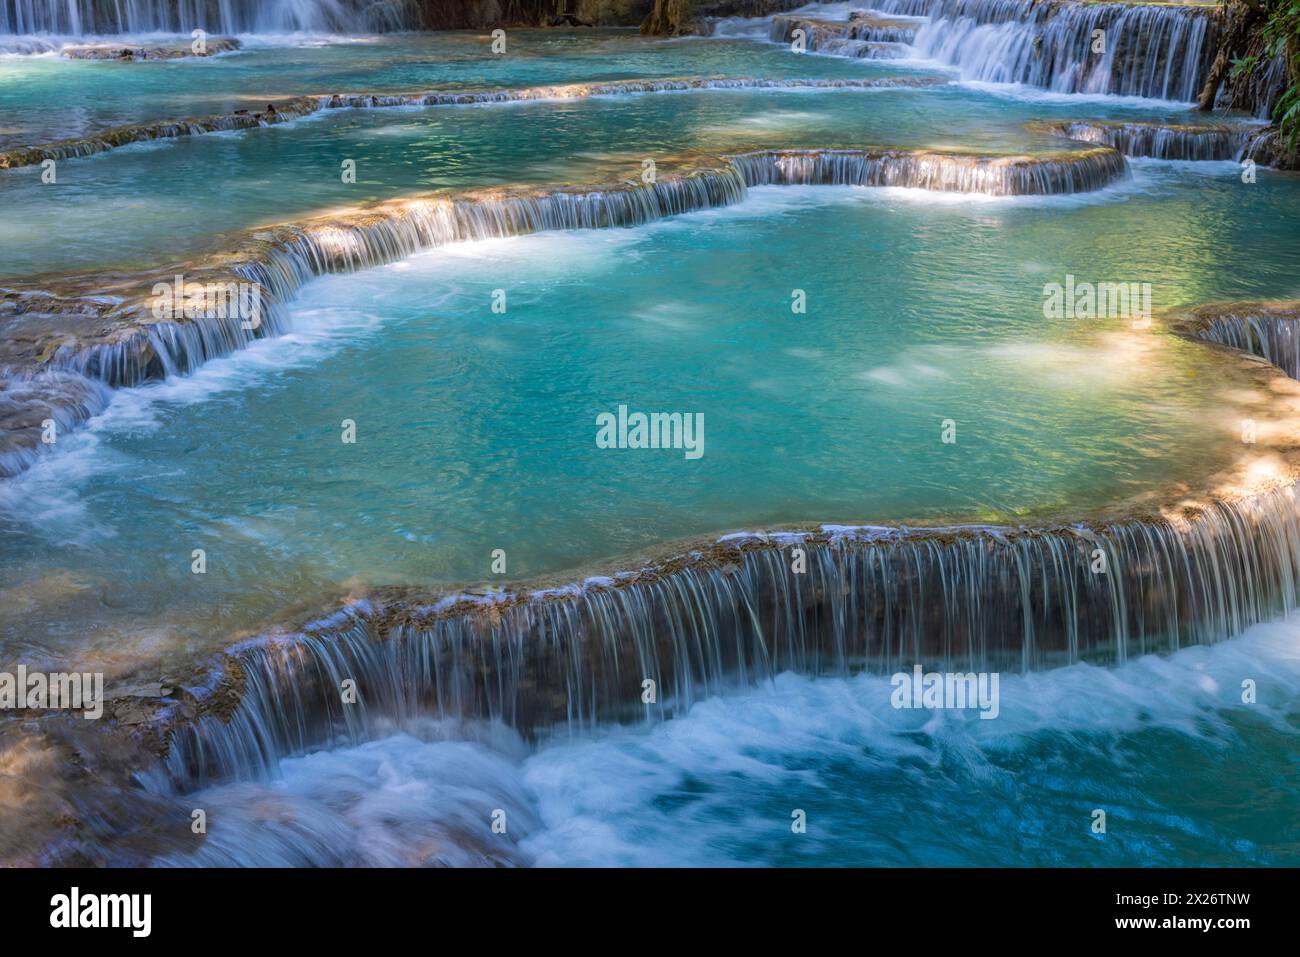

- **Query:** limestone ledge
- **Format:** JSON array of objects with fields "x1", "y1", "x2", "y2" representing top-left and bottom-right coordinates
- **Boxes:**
[
  {"x1": 60, "y1": 37, "x2": 242, "y2": 60},
  {"x1": 0, "y1": 75, "x2": 945, "y2": 172}
]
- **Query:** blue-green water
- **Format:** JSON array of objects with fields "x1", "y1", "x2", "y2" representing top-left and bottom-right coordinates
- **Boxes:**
[
  {"x1": 162, "y1": 615, "x2": 1300, "y2": 866},
  {"x1": 6, "y1": 171, "x2": 1300, "y2": 666},
  {"x1": 1, "y1": 9, "x2": 1299, "y2": 868},
  {"x1": 0, "y1": 34, "x2": 1245, "y2": 278},
  {"x1": 0, "y1": 32, "x2": 878, "y2": 146}
]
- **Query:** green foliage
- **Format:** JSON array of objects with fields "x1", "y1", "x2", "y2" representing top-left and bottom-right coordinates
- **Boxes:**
[
  {"x1": 1260, "y1": 0, "x2": 1300, "y2": 146},
  {"x1": 1230, "y1": 53, "x2": 1259, "y2": 73}
]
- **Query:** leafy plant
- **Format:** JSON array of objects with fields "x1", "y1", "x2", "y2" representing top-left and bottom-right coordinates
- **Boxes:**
[{"x1": 1260, "y1": 0, "x2": 1300, "y2": 147}]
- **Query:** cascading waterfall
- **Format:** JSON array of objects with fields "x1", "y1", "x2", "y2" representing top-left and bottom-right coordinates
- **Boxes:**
[
  {"x1": 162, "y1": 482, "x2": 1300, "y2": 789},
  {"x1": 218, "y1": 147, "x2": 1127, "y2": 328},
  {"x1": 1175, "y1": 302, "x2": 1300, "y2": 380},
  {"x1": 0, "y1": 143, "x2": 1127, "y2": 476},
  {"x1": 1038, "y1": 120, "x2": 1254, "y2": 162},
  {"x1": 233, "y1": 168, "x2": 751, "y2": 309},
  {"x1": 731, "y1": 145, "x2": 1126, "y2": 195},
  {"x1": 0, "y1": 0, "x2": 416, "y2": 35},
  {"x1": 778, "y1": 0, "x2": 1219, "y2": 102}
]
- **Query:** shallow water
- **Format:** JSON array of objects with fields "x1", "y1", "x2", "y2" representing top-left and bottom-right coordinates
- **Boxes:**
[
  {"x1": 155, "y1": 609, "x2": 1300, "y2": 866},
  {"x1": 1, "y1": 3, "x2": 1299, "y2": 870},
  {"x1": 0, "y1": 30, "x2": 881, "y2": 148},
  {"x1": 0, "y1": 28, "x2": 1241, "y2": 279},
  {"x1": 5, "y1": 171, "x2": 1300, "y2": 668}
]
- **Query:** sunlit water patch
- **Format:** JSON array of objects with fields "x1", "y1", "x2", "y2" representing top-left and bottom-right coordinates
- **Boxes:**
[
  {"x1": 0, "y1": 80, "x2": 1231, "y2": 279},
  {"x1": 4, "y1": 175, "x2": 1300, "y2": 670},
  {"x1": 0, "y1": 30, "x2": 899, "y2": 148}
]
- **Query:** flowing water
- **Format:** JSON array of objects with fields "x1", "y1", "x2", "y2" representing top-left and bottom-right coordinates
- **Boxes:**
[
  {"x1": 0, "y1": 77, "x2": 1221, "y2": 278},
  {"x1": 1, "y1": 2, "x2": 1299, "y2": 867},
  {"x1": 7, "y1": 174, "x2": 1300, "y2": 663},
  {"x1": 0, "y1": 32, "x2": 887, "y2": 147},
  {"x1": 0, "y1": 0, "x2": 419, "y2": 36},
  {"x1": 153, "y1": 612, "x2": 1300, "y2": 866}
]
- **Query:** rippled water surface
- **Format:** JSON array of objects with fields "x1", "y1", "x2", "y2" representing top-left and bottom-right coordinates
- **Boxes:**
[
  {"x1": 5, "y1": 170, "x2": 1300, "y2": 667},
  {"x1": 1, "y1": 3, "x2": 1299, "y2": 869}
]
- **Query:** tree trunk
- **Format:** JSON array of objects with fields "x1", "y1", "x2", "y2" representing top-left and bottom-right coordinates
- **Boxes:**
[
  {"x1": 641, "y1": 0, "x2": 694, "y2": 35},
  {"x1": 1196, "y1": 0, "x2": 1266, "y2": 111}
]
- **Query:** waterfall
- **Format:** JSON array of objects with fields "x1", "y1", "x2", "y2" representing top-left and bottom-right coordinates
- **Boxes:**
[
  {"x1": 0, "y1": 144, "x2": 1126, "y2": 476},
  {"x1": 2, "y1": 141, "x2": 1128, "y2": 478},
  {"x1": 730, "y1": 145, "x2": 1127, "y2": 195},
  {"x1": 1228, "y1": 52, "x2": 1289, "y2": 120},
  {"x1": 0, "y1": 0, "x2": 416, "y2": 35},
  {"x1": 1240, "y1": 125, "x2": 1299, "y2": 171},
  {"x1": 1037, "y1": 120, "x2": 1254, "y2": 162},
  {"x1": 1172, "y1": 302, "x2": 1300, "y2": 380},
  {"x1": 0, "y1": 142, "x2": 1127, "y2": 481},
  {"x1": 774, "y1": 0, "x2": 1219, "y2": 102},
  {"x1": 144, "y1": 294, "x2": 1300, "y2": 794},
  {"x1": 162, "y1": 482, "x2": 1300, "y2": 788}
]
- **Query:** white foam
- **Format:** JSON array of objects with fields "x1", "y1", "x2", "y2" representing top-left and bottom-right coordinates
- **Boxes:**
[
  {"x1": 519, "y1": 615, "x2": 1300, "y2": 865},
  {"x1": 0, "y1": 303, "x2": 387, "y2": 536},
  {"x1": 954, "y1": 78, "x2": 1199, "y2": 112},
  {"x1": 149, "y1": 608, "x2": 1300, "y2": 866},
  {"x1": 156, "y1": 718, "x2": 541, "y2": 867}
]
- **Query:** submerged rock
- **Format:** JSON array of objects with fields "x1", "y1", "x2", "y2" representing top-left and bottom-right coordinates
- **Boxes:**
[
  {"x1": 0, "y1": 96, "x2": 320, "y2": 171},
  {"x1": 61, "y1": 37, "x2": 242, "y2": 60},
  {"x1": 769, "y1": 12, "x2": 921, "y2": 48}
]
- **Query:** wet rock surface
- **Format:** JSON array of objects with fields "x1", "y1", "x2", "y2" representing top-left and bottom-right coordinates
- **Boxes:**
[{"x1": 61, "y1": 37, "x2": 242, "y2": 60}]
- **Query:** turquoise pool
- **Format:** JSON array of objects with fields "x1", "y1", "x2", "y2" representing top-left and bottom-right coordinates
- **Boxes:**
[{"x1": 1, "y1": 2, "x2": 1298, "y2": 870}]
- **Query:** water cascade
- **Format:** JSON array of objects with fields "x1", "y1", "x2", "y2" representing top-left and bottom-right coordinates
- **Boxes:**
[
  {"x1": 731, "y1": 145, "x2": 1126, "y2": 195},
  {"x1": 162, "y1": 480, "x2": 1300, "y2": 788},
  {"x1": 0, "y1": 0, "x2": 416, "y2": 35},
  {"x1": 0, "y1": 145, "x2": 1126, "y2": 476},
  {"x1": 1172, "y1": 301, "x2": 1300, "y2": 380},
  {"x1": 1036, "y1": 120, "x2": 1254, "y2": 161},
  {"x1": 777, "y1": 0, "x2": 1220, "y2": 103}
]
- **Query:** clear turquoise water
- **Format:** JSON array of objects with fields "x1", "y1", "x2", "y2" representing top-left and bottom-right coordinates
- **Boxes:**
[
  {"x1": 2, "y1": 12, "x2": 1299, "y2": 869},
  {"x1": 5, "y1": 168, "x2": 1300, "y2": 666},
  {"x1": 0, "y1": 31, "x2": 886, "y2": 147},
  {"x1": 161, "y1": 615, "x2": 1300, "y2": 866},
  {"x1": 0, "y1": 34, "x2": 1237, "y2": 279}
]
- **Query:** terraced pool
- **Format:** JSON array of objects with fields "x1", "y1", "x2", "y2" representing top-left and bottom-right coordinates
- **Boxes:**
[{"x1": 1, "y1": 0, "x2": 1299, "y2": 869}]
